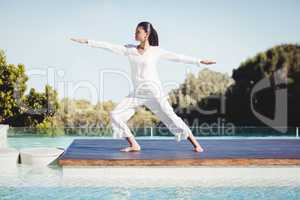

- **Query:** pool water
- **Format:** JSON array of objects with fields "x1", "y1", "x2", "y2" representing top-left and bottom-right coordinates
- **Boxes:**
[
  {"x1": 1, "y1": 186, "x2": 299, "y2": 200},
  {"x1": 1, "y1": 136, "x2": 300, "y2": 200},
  {"x1": 7, "y1": 136, "x2": 95, "y2": 150}
]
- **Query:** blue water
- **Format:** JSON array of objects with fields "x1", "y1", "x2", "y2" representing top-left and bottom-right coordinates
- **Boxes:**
[{"x1": 0, "y1": 186, "x2": 299, "y2": 200}]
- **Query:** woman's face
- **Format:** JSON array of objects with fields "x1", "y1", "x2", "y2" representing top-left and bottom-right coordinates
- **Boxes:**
[{"x1": 135, "y1": 26, "x2": 147, "y2": 42}]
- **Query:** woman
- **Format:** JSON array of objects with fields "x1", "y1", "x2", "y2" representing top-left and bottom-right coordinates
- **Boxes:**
[{"x1": 71, "y1": 21, "x2": 216, "y2": 152}]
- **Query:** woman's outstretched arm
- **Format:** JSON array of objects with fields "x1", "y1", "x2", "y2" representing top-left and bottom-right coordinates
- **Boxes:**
[
  {"x1": 70, "y1": 38, "x2": 128, "y2": 56},
  {"x1": 158, "y1": 48, "x2": 216, "y2": 67}
]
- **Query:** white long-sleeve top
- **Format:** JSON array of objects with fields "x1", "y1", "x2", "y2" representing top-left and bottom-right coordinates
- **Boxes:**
[{"x1": 86, "y1": 39, "x2": 202, "y2": 98}]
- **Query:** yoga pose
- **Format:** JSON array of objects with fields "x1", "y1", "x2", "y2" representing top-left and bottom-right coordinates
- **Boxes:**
[{"x1": 71, "y1": 21, "x2": 216, "y2": 152}]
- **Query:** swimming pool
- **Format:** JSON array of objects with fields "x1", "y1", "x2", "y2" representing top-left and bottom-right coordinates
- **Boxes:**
[{"x1": 1, "y1": 136, "x2": 300, "y2": 200}]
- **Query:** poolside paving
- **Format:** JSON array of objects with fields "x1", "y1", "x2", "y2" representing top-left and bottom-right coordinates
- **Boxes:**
[{"x1": 58, "y1": 138, "x2": 300, "y2": 166}]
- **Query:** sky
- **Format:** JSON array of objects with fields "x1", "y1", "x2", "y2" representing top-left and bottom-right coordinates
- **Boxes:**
[{"x1": 0, "y1": 0, "x2": 299, "y2": 104}]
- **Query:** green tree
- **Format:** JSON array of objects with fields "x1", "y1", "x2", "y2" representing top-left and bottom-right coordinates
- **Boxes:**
[
  {"x1": 0, "y1": 49, "x2": 28, "y2": 123},
  {"x1": 227, "y1": 43, "x2": 300, "y2": 126},
  {"x1": 20, "y1": 85, "x2": 60, "y2": 127},
  {"x1": 168, "y1": 68, "x2": 234, "y2": 125}
]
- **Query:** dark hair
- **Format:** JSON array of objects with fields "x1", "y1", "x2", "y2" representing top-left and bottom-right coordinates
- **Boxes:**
[{"x1": 137, "y1": 21, "x2": 159, "y2": 46}]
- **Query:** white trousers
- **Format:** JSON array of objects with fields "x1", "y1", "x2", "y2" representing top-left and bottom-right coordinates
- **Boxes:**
[{"x1": 109, "y1": 89, "x2": 193, "y2": 142}]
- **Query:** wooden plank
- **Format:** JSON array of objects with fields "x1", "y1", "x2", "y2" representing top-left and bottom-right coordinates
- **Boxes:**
[{"x1": 58, "y1": 139, "x2": 300, "y2": 166}]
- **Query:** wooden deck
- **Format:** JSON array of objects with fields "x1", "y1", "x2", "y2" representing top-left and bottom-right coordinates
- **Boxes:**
[{"x1": 58, "y1": 138, "x2": 300, "y2": 166}]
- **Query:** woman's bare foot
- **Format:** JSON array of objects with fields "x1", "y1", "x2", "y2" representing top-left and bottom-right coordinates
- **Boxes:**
[
  {"x1": 120, "y1": 136, "x2": 141, "y2": 152},
  {"x1": 120, "y1": 145, "x2": 141, "y2": 152},
  {"x1": 187, "y1": 132, "x2": 205, "y2": 152},
  {"x1": 193, "y1": 145, "x2": 204, "y2": 152}
]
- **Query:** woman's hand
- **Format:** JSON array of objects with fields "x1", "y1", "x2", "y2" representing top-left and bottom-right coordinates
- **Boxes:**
[
  {"x1": 70, "y1": 38, "x2": 88, "y2": 44},
  {"x1": 200, "y1": 59, "x2": 216, "y2": 65}
]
